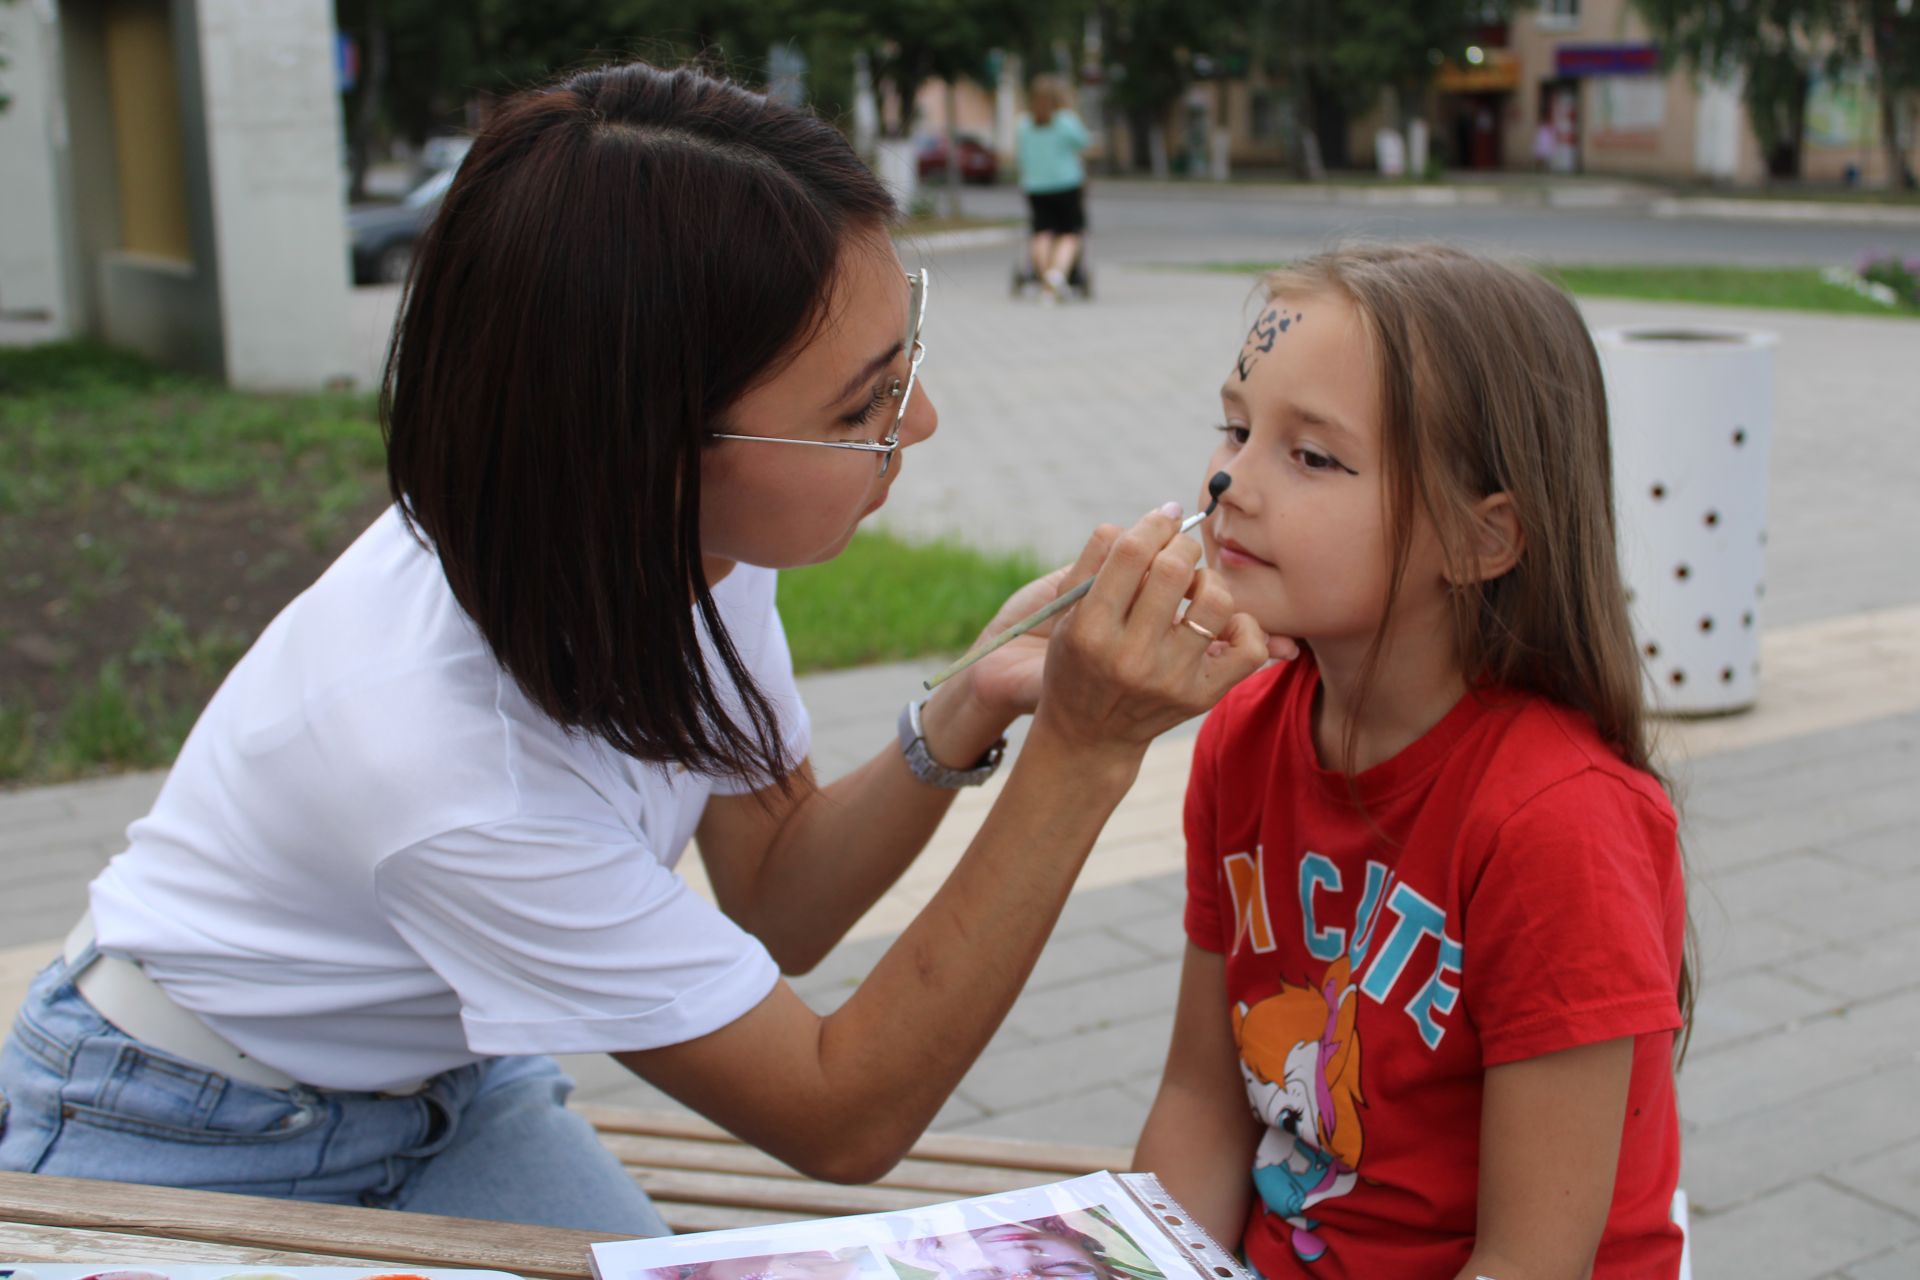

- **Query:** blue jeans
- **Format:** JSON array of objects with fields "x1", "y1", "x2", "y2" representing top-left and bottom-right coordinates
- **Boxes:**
[{"x1": 0, "y1": 951, "x2": 670, "y2": 1235}]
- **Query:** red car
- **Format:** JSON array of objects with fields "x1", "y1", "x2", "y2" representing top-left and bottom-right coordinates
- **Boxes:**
[{"x1": 916, "y1": 134, "x2": 999, "y2": 184}]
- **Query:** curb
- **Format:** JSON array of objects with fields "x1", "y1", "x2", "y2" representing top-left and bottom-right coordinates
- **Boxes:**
[
  {"x1": 1652, "y1": 196, "x2": 1920, "y2": 228},
  {"x1": 896, "y1": 226, "x2": 1024, "y2": 254}
]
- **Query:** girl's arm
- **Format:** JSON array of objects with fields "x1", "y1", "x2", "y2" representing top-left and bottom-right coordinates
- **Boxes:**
[
  {"x1": 1454, "y1": 1036, "x2": 1636, "y2": 1280},
  {"x1": 1134, "y1": 943, "x2": 1260, "y2": 1252}
]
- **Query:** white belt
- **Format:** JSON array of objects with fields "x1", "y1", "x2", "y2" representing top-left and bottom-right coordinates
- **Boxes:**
[{"x1": 65, "y1": 913, "x2": 303, "y2": 1092}]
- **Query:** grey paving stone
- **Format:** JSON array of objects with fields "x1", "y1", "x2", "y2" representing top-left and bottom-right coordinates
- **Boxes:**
[
  {"x1": 1025, "y1": 928, "x2": 1159, "y2": 992},
  {"x1": 1823, "y1": 827, "x2": 1919, "y2": 879},
  {"x1": 1767, "y1": 872, "x2": 1920, "y2": 951},
  {"x1": 1001, "y1": 955, "x2": 1181, "y2": 1042},
  {"x1": 1705, "y1": 851, "x2": 1882, "y2": 922},
  {"x1": 1689, "y1": 1177, "x2": 1920, "y2": 1280},
  {"x1": 1695, "y1": 905, "x2": 1829, "y2": 981},
  {"x1": 1052, "y1": 880, "x2": 1183, "y2": 935},
  {"x1": 0, "y1": 787, "x2": 77, "y2": 831},
  {"x1": 944, "y1": 1083, "x2": 1149, "y2": 1152},
  {"x1": 1843, "y1": 1237, "x2": 1920, "y2": 1280},
  {"x1": 1793, "y1": 923, "x2": 1920, "y2": 1005},
  {"x1": 1110, "y1": 906, "x2": 1192, "y2": 961},
  {"x1": 1685, "y1": 967, "x2": 1847, "y2": 1055},
  {"x1": 1678, "y1": 988, "x2": 1920, "y2": 1128},
  {"x1": 957, "y1": 1012, "x2": 1175, "y2": 1114},
  {"x1": 0, "y1": 878, "x2": 93, "y2": 945},
  {"x1": 1830, "y1": 1138, "x2": 1920, "y2": 1223},
  {"x1": 1682, "y1": 1062, "x2": 1920, "y2": 1212}
]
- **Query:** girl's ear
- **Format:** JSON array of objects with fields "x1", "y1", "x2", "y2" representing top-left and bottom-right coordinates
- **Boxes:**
[{"x1": 1449, "y1": 492, "x2": 1524, "y2": 586}]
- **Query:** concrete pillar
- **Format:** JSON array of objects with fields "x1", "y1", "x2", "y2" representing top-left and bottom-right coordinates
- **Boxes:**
[
  {"x1": 0, "y1": 0, "x2": 75, "y2": 336},
  {"x1": 194, "y1": 0, "x2": 352, "y2": 389}
]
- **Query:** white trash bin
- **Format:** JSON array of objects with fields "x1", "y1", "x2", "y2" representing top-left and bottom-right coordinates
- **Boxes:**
[{"x1": 1595, "y1": 326, "x2": 1779, "y2": 715}]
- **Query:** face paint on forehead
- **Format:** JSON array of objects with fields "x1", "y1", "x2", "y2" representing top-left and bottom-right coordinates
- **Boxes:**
[{"x1": 1235, "y1": 304, "x2": 1306, "y2": 381}]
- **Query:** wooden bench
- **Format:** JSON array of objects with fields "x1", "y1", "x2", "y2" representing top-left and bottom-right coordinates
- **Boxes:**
[
  {"x1": 578, "y1": 1104, "x2": 1134, "y2": 1233},
  {"x1": 0, "y1": 1110, "x2": 1131, "y2": 1276}
]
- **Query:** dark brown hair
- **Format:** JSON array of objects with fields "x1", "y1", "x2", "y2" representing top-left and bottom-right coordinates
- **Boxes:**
[
  {"x1": 384, "y1": 62, "x2": 895, "y2": 787},
  {"x1": 1263, "y1": 244, "x2": 1696, "y2": 1055}
]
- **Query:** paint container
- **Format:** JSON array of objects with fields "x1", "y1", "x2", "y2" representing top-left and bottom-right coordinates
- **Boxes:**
[{"x1": 1595, "y1": 326, "x2": 1778, "y2": 715}]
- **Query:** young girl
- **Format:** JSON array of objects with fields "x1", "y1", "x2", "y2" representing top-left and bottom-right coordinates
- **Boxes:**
[{"x1": 1134, "y1": 245, "x2": 1691, "y2": 1279}]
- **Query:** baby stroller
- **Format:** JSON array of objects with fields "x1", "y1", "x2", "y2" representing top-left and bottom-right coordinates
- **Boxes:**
[{"x1": 1011, "y1": 242, "x2": 1094, "y2": 301}]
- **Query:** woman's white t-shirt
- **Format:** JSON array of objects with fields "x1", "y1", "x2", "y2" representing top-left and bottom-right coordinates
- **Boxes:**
[{"x1": 87, "y1": 507, "x2": 807, "y2": 1092}]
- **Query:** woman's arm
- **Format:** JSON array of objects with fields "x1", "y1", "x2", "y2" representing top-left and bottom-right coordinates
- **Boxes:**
[
  {"x1": 695, "y1": 571, "x2": 1056, "y2": 974},
  {"x1": 1134, "y1": 943, "x2": 1260, "y2": 1252},
  {"x1": 1454, "y1": 1036, "x2": 1635, "y2": 1280},
  {"x1": 619, "y1": 512, "x2": 1274, "y2": 1183}
]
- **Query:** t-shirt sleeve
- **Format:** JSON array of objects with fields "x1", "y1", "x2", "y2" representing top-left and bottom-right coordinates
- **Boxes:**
[
  {"x1": 375, "y1": 816, "x2": 781, "y2": 1056},
  {"x1": 708, "y1": 567, "x2": 812, "y2": 796},
  {"x1": 1183, "y1": 705, "x2": 1230, "y2": 953},
  {"x1": 1464, "y1": 769, "x2": 1684, "y2": 1067}
]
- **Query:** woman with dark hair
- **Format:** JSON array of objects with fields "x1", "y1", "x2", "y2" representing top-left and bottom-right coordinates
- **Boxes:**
[{"x1": 0, "y1": 63, "x2": 1280, "y2": 1234}]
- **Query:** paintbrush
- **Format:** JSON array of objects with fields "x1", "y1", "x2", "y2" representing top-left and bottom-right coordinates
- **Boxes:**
[{"x1": 923, "y1": 472, "x2": 1232, "y2": 691}]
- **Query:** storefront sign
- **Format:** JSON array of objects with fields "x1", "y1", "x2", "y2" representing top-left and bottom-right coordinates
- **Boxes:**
[
  {"x1": 1555, "y1": 44, "x2": 1659, "y2": 77},
  {"x1": 1436, "y1": 49, "x2": 1521, "y2": 93}
]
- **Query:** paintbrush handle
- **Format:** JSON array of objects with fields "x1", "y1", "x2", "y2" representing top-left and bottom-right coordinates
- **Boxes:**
[{"x1": 922, "y1": 508, "x2": 1213, "y2": 691}]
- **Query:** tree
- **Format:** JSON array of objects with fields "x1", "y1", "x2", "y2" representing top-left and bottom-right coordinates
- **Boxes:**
[
  {"x1": 333, "y1": 0, "x2": 809, "y2": 198},
  {"x1": 1632, "y1": 0, "x2": 1846, "y2": 180},
  {"x1": 1844, "y1": 0, "x2": 1919, "y2": 189}
]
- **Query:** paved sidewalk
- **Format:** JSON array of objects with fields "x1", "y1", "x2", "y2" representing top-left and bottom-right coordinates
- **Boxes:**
[{"x1": 5, "y1": 250, "x2": 1919, "y2": 1277}]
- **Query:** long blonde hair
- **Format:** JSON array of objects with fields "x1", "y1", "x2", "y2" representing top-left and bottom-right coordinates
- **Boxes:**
[{"x1": 1263, "y1": 243, "x2": 1695, "y2": 1055}]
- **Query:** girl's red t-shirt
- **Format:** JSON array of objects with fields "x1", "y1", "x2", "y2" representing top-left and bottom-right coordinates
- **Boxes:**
[{"x1": 1183, "y1": 655, "x2": 1686, "y2": 1279}]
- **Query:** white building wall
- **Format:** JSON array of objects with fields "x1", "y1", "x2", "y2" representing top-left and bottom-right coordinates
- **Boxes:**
[
  {"x1": 0, "y1": 0, "x2": 73, "y2": 334},
  {"x1": 195, "y1": 0, "x2": 352, "y2": 389}
]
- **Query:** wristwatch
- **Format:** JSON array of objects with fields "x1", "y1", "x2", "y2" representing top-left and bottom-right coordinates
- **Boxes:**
[{"x1": 897, "y1": 697, "x2": 1007, "y2": 788}]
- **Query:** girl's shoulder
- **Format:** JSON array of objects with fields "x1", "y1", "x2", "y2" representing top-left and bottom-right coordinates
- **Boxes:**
[{"x1": 1468, "y1": 692, "x2": 1676, "y2": 831}]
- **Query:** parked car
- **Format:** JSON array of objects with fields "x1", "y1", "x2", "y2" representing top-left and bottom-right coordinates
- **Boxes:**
[
  {"x1": 916, "y1": 133, "x2": 998, "y2": 185},
  {"x1": 346, "y1": 167, "x2": 452, "y2": 285}
]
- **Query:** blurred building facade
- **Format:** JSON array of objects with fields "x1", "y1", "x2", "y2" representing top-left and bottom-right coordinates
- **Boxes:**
[
  {"x1": 918, "y1": 0, "x2": 1915, "y2": 187},
  {"x1": 0, "y1": 0, "x2": 353, "y2": 389}
]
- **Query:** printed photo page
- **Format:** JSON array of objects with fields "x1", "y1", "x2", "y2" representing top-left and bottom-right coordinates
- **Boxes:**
[{"x1": 589, "y1": 1173, "x2": 1243, "y2": 1280}]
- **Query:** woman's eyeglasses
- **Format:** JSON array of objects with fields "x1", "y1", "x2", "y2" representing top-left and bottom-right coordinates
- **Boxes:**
[{"x1": 707, "y1": 270, "x2": 927, "y2": 477}]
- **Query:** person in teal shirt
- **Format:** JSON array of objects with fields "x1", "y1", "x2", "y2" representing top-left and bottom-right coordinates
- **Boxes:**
[{"x1": 1016, "y1": 75, "x2": 1090, "y2": 303}]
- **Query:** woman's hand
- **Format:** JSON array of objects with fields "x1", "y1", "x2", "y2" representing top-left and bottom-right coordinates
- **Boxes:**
[
  {"x1": 957, "y1": 561, "x2": 1081, "y2": 720},
  {"x1": 1033, "y1": 506, "x2": 1277, "y2": 761}
]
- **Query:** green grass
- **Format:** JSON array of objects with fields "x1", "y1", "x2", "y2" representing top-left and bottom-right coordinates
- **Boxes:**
[
  {"x1": 1172, "y1": 261, "x2": 1920, "y2": 318},
  {"x1": 1547, "y1": 265, "x2": 1917, "y2": 316},
  {"x1": 0, "y1": 341, "x2": 1049, "y2": 786},
  {"x1": 0, "y1": 341, "x2": 383, "y2": 535},
  {"x1": 777, "y1": 530, "x2": 1043, "y2": 673}
]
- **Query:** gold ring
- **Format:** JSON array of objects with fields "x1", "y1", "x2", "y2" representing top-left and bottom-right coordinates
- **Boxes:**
[{"x1": 1181, "y1": 617, "x2": 1218, "y2": 642}]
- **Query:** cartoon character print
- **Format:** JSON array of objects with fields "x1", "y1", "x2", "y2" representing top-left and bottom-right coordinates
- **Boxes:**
[{"x1": 1233, "y1": 957, "x2": 1364, "y2": 1265}]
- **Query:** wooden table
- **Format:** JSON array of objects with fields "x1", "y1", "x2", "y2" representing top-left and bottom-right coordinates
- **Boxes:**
[{"x1": 0, "y1": 1171, "x2": 612, "y2": 1278}]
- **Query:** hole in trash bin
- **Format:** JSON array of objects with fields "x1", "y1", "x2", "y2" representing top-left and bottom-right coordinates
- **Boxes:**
[
  {"x1": 1215, "y1": 1269, "x2": 1234, "y2": 1278},
  {"x1": 1756, "y1": 581, "x2": 1765, "y2": 597},
  {"x1": 1643, "y1": 641, "x2": 1660, "y2": 658},
  {"x1": 1626, "y1": 588, "x2": 1637, "y2": 604},
  {"x1": 1699, "y1": 616, "x2": 1714, "y2": 633},
  {"x1": 1721, "y1": 667, "x2": 1735, "y2": 683},
  {"x1": 1164, "y1": 1215, "x2": 1184, "y2": 1227},
  {"x1": 1675, "y1": 563, "x2": 1691, "y2": 581},
  {"x1": 1742, "y1": 611, "x2": 1754, "y2": 628},
  {"x1": 1669, "y1": 669, "x2": 1686, "y2": 686},
  {"x1": 1732, "y1": 428, "x2": 1748, "y2": 446},
  {"x1": 1650, "y1": 483, "x2": 1667, "y2": 500},
  {"x1": 1703, "y1": 510, "x2": 1719, "y2": 527},
  {"x1": 1759, "y1": 529, "x2": 1767, "y2": 546}
]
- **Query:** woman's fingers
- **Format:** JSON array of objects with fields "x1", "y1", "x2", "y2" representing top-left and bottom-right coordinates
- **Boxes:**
[
  {"x1": 1200, "y1": 611, "x2": 1278, "y2": 679},
  {"x1": 1078, "y1": 507, "x2": 1183, "y2": 628}
]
